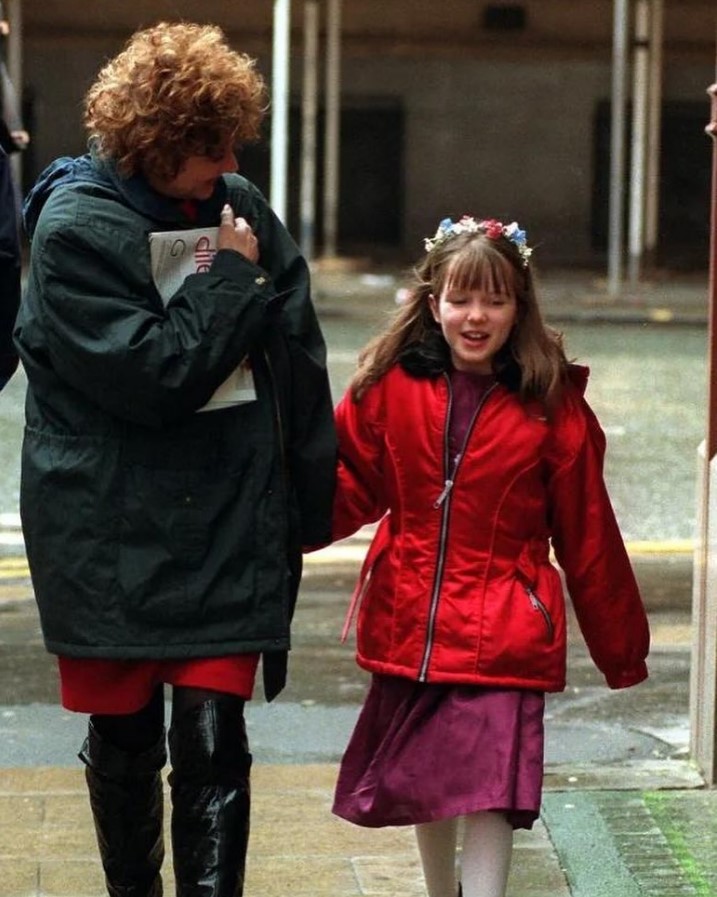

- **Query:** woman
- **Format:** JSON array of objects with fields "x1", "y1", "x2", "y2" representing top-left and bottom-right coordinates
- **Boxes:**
[{"x1": 14, "y1": 21, "x2": 335, "y2": 897}]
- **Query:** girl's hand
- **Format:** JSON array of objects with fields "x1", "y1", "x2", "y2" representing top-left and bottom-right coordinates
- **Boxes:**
[{"x1": 218, "y1": 204, "x2": 259, "y2": 264}]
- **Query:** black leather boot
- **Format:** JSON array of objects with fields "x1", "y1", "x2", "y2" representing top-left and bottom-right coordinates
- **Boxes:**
[
  {"x1": 79, "y1": 721, "x2": 166, "y2": 897},
  {"x1": 168, "y1": 699, "x2": 252, "y2": 897}
]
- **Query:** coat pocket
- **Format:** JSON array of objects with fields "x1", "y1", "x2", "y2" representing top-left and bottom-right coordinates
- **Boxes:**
[
  {"x1": 118, "y1": 458, "x2": 258, "y2": 625},
  {"x1": 523, "y1": 584, "x2": 556, "y2": 643},
  {"x1": 479, "y1": 565, "x2": 566, "y2": 682}
]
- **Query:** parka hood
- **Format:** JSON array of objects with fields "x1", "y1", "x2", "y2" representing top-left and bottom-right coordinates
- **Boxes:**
[
  {"x1": 567, "y1": 362, "x2": 589, "y2": 395},
  {"x1": 23, "y1": 154, "x2": 100, "y2": 239}
]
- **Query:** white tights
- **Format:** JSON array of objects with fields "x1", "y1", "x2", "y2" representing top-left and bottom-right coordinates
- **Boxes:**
[{"x1": 415, "y1": 812, "x2": 513, "y2": 897}]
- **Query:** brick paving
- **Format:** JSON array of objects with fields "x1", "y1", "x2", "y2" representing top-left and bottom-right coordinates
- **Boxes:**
[{"x1": 543, "y1": 789, "x2": 717, "y2": 897}]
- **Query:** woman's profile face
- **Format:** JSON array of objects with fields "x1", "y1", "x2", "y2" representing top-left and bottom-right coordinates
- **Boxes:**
[{"x1": 147, "y1": 144, "x2": 238, "y2": 201}]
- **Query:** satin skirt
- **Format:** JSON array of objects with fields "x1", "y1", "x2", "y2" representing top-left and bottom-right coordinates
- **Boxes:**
[{"x1": 333, "y1": 674, "x2": 544, "y2": 830}]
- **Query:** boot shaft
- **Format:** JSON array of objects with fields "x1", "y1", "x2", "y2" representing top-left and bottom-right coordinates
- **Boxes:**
[
  {"x1": 80, "y1": 721, "x2": 166, "y2": 897},
  {"x1": 169, "y1": 698, "x2": 252, "y2": 897}
]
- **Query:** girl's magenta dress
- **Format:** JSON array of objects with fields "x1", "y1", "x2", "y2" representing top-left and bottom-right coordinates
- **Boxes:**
[{"x1": 333, "y1": 371, "x2": 545, "y2": 830}]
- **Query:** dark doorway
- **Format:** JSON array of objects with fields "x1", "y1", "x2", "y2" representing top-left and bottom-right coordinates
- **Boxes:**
[
  {"x1": 592, "y1": 100, "x2": 711, "y2": 269},
  {"x1": 240, "y1": 99, "x2": 405, "y2": 254}
]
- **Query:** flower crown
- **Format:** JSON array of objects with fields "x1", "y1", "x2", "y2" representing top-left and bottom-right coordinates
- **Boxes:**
[{"x1": 423, "y1": 216, "x2": 533, "y2": 267}]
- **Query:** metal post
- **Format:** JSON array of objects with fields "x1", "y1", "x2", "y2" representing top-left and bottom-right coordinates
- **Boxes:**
[
  {"x1": 5, "y1": 0, "x2": 19, "y2": 94},
  {"x1": 271, "y1": 0, "x2": 291, "y2": 223},
  {"x1": 322, "y1": 0, "x2": 341, "y2": 258},
  {"x1": 707, "y1": 85, "x2": 717, "y2": 459},
  {"x1": 608, "y1": 0, "x2": 630, "y2": 299},
  {"x1": 299, "y1": 0, "x2": 319, "y2": 260},
  {"x1": 644, "y1": 0, "x2": 664, "y2": 268},
  {"x1": 689, "y1": 45, "x2": 717, "y2": 786},
  {"x1": 628, "y1": 0, "x2": 649, "y2": 286}
]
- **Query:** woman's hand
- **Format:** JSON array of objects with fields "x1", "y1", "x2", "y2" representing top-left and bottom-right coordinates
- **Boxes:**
[
  {"x1": 10, "y1": 130, "x2": 30, "y2": 149},
  {"x1": 217, "y1": 204, "x2": 259, "y2": 264}
]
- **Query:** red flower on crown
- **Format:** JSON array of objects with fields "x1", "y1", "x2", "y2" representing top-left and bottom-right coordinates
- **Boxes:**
[{"x1": 481, "y1": 219, "x2": 504, "y2": 240}]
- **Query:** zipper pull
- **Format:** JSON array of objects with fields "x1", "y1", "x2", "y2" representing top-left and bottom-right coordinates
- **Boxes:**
[
  {"x1": 434, "y1": 454, "x2": 461, "y2": 509},
  {"x1": 434, "y1": 478, "x2": 454, "y2": 508}
]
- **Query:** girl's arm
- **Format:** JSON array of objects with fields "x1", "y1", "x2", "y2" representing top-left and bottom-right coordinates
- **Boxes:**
[
  {"x1": 332, "y1": 386, "x2": 389, "y2": 543},
  {"x1": 548, "y1": 395, "x2": 650, "y2": 689}
]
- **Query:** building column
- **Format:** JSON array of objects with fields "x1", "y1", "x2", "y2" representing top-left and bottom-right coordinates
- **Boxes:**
[
  {"x1": 322, "y1": 0, "x2": 341, "y2": 258},
  {"x1": 689, "y1": 42, "x2": 717, "y2": 786},
  {"x1": 271, "y1": 0, "x2": 291, "y2": 223},
  {"x1": 608, "y1": 0, "x2": 630, "y2": 298},
  {"x1": 299, "y1": 0, "x2": 319, "y2": 260}
]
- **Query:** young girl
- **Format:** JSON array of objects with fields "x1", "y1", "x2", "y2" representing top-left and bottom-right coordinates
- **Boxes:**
[{"x1": 328, "y1": 216, "x2": 650, "y2": 897}]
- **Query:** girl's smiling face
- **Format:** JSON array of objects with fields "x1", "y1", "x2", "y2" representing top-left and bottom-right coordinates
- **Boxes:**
[{"x1": 429, "y1": 285, "x2": 517, "y2": 375}]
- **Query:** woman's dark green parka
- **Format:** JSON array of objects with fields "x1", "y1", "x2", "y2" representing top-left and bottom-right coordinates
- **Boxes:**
[{"x1": 14, "y1": 154, "x2": 336, "y2": 700}]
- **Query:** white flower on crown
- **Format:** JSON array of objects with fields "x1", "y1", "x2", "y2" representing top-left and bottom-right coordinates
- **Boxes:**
[{"x1": 424, "y1": 215, "x2": 533, "y2": 267}]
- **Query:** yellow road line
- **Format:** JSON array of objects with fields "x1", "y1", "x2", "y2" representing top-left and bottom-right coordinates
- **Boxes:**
[
  {"x1": 0, "y1": 539, "x2": 696, "y2": 582},
  {"x1": 626, "y1": 539, "x2": 694, "y2": 555},
  {"x1": 0, "y1": 557, "x2": 28, "y2": 568},
  {"x1": 0, "y1": 558, "x2": 30, "y2": 578}
]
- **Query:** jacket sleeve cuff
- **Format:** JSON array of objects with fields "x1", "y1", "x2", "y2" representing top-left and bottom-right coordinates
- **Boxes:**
[
  {"x1": 604, "y1": 660, "x2": 648, "y2": 690},
  {"x1": 210, "y1": 248, "x2": 273, "y2": 296}
]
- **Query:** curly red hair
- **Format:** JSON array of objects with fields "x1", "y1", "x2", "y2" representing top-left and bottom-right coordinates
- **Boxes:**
[{"x1": 84, "y1": 21, "x2": 267, "y2": 181}]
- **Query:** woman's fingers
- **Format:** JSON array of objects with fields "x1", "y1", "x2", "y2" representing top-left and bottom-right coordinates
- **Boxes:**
[{"x1": 217, "y1": 206, "x2": 260, "y2": 262}]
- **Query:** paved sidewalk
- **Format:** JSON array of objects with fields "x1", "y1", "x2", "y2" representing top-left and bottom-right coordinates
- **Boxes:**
[
  {"x1": 0, "y1": 759, "x2": 709, "y2": 897},
  {"x1": 0, "y1": 764, "x2": 566, "y2": 897}
]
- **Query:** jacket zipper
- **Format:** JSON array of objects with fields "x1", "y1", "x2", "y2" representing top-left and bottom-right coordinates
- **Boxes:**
[
  {"x1": 525, "y1": 585, "x2": 555, "y2": 642},
  {"x1": 263, "y1": 350, "x2": 286, "y2": 473},
  {"x1": 262, "y1": 349, "x2": 292, "y2": 620},
  {"x1": 419, "y1": 378, "x2": 498, "y2": 681}
]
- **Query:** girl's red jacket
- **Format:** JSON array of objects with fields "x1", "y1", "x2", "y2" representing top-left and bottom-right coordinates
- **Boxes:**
[{"x1": 333, "y1": 363, "x2": 649, "y2": 693}]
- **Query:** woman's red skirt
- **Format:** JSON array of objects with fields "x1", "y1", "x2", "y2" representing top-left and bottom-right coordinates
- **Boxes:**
[{"x1": 58, "y1": 654, "x2": 260, "y2": 714}]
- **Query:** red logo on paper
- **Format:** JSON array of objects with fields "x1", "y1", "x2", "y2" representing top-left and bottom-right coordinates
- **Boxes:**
[{"x1": 194, "y1": 236, "x2": 216, "y2": 273}]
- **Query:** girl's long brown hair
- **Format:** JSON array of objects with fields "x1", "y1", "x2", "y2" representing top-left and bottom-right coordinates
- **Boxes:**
[{"x1": 350, "y1": 229, "x2": 569, "y2": 407}]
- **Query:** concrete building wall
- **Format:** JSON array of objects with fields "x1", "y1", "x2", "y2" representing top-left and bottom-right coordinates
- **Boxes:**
[
  {"x1": 336, "y1": 53, "x2": 713, "y2": 264},
  {"x1": 338, "y1": 55, "x2": 609, "y2": 264}
]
